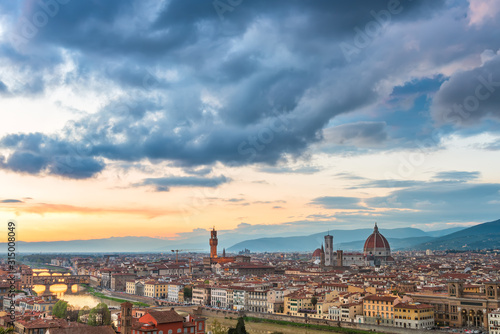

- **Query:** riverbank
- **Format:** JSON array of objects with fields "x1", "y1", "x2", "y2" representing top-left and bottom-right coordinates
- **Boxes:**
[
  {"x1": 80, "y1": 285, "x2": 150, "y2": 307},
  {"x1": 206, "y1": 316, "x2": 385, "y2": 334},
  {"x1": 25, "y1": 263, "x2": 70, "y2": 273},
  {"x1": 244, "y1": 317, "x2": 385, "y2": 334}
]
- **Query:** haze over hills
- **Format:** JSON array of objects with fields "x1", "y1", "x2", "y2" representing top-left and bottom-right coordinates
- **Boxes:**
[
  {"x1": 337, "y1": 236, "x2": 435, "y2": 251},
  {"x1": 3, "y1": 237, "x2": 208, "y2": 254},
  {"x1": 4, "y1": 223, "x2": 497, "y2": 254},
  {"x1": 226, "y1": 226, "x2": 465, "y2": 253},
  {"x1": 414, "y1": 219, "x2": 500, "y2": 251}
]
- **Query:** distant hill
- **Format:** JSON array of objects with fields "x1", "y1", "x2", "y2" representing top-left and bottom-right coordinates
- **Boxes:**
[
  {"x1": 0, "y1": 237, "x2": 206, "y2": 254},
  {"x1": 227, "y1": 227, "x2": 459, "y2": 253},
  {"x1": 413, "y1": 219, "x2": 500, "y2": 250},
  {"x1": 425, "y1": 227, "x2": 467, "y2": 237},
  {"x1": 1, "y1": 223, "x2": 481, "y2": 254}
]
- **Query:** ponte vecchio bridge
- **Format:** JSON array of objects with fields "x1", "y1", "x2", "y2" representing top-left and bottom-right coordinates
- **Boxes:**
[{"x1": 31, "y1": 269, "x2": 90, "y2": 296}]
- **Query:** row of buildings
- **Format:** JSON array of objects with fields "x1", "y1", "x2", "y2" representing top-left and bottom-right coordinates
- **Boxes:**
[{"x1": 4, "y1": 226, "x2": 500, "y2": 333}]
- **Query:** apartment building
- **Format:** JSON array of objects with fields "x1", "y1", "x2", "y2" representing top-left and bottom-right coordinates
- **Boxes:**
[
  {"x1": 363, "y1": 295, "x2": 399, "y2": 326},
  {"x1": 394, "y1": 303, "x2": 435, "y2": 330},
  {"x1": 168, "y1": 283, "x2": 185, "y2": 303},
  {"x1": 489, "y1": 310, "x2": 500, "y2": 334},
  {"x1": 247, "y1": 289, "x2": 268, "y2": 313},
  {"x1": 192, "y1": 285, "x2": 211, "y2": 306}
]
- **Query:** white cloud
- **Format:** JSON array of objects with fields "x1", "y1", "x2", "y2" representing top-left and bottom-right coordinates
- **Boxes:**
[{"x1": 468, "y1": 0, "x2": 500, "y2": 26}]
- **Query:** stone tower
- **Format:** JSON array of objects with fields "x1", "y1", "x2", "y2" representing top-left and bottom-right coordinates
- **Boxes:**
[
  {"x1": 120, "y1": 302, "x2": 133, "y2": 334},
  {"x1": 324, "y1": 233, "x2": 334, "y2": 266},
  {"x1": 210, "y1": 227, "x2": 218, "y2": 259},
  {"x1": 320, "y1": 244, "x2": 325, "y2": 267},
  {"x1": 337, "y1": 250, "x2": 344, "y2": 267}
]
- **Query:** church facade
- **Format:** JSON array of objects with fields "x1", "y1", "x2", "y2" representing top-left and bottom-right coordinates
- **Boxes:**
[{"x1": 314, "y1": 223, "x2": 394, "y2": 268}]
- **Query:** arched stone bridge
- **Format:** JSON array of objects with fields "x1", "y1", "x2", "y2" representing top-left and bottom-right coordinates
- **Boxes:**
[{"x1": 32, "y1": 274, "x2": 90, "y2": 285}]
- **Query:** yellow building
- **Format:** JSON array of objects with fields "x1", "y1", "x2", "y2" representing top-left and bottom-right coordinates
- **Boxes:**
[
  {"x1": 126, "y1": 280, "x2": 135, "y2": 295},
  {"x1": 394, "y1": 303, "x2": 435, "y2": 329},
  {"x1": 284, "y1": 292, "x2": 314, "y2": 316},
  {"x1": 315, "y1": 301, "x2": 339, "y2": 319},
  {"x1": 144, "y1": 281, "x2": 168, "y2": 298},
  {"x1": 363, "y1": 295, "x2": 399, "y2": 326}
]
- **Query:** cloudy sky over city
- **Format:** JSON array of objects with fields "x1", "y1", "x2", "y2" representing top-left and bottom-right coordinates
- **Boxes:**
[{"x1": 0, "y1": 0, "x2": 499, "y2": 242}]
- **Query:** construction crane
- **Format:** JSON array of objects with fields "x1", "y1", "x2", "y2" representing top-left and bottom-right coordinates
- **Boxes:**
[{"x1": 171, "y1": 249, "x2": 201, "y2": 263}]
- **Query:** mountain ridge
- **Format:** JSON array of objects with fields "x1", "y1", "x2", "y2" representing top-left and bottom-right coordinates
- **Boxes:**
[{"x1": 2, "y1": 223, "x2": 490, "y2": 253}]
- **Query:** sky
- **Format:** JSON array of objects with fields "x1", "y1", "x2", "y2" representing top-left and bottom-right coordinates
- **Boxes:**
[{"x1": 0, "y1": 0, "x2": 500, "y2": 243}]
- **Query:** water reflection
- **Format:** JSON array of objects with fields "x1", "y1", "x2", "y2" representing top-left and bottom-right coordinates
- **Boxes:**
[
  {"x1": 32, "y1": 285, "x2": 46, "y2": 295},
  {"x1": 61, "y1": 294, "x2": 123, "y2": 309},
  {"x1": 32, "y1": 285, "x2": 121, "y2": 309},
  {"x1": 33, "y1": 284, "x2": 81, "y2": 297}
]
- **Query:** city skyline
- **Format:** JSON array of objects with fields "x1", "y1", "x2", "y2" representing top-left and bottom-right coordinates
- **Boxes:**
[{"x1": 1, "y1": 0, "x2": 500, "y2": 242}]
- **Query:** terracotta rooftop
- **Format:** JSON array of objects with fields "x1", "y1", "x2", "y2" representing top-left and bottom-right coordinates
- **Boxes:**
[
  {"x1": 363, "y1": 295, "x2": 398, "y2": 302},
  {"x1": 147, "y1": 309, "x2": 184, "y2": 324},
  {"x1": 48, "y1": 326, "x2": 116, "y2": 334},
  {"x1": 395, "y1": 303, "x2": 434, "y2": 310}
]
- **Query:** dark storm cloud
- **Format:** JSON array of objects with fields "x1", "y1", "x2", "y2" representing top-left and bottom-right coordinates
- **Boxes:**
[
  {"x1": 18, "y1": 0, "x2": 446, "y2": 58},
  {"x1": 135, "y1": 175, "x2": 231, "y2": 192},
  {"x1": 431, "y1": 52, "x2": 500, "y2": 126},
  {"x1": 310, "y1": 196, "x2": 366, "y2": 210},
  {"x1": 1, "y1": 0, "x2": 497, "y2": 180},
  {"x1": 0, "y1": 133, "x2": 105, "y2": 179},
  {"x1": 323, "y1": 122, "x2": 388, "y2": 147}
]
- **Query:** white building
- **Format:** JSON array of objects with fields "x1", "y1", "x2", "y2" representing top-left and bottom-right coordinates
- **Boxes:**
[
  {"x1": 247, "y1": 289, "x2": 268, "y2": 313},
  {"x1": 167, "y1": 283, "x2": 184, "y2": 303},
  {"x1": 233, "y1": 289, "x2": 247, "y2": 311},
  {"x1": 489, "y1": 310, "x2": 500, "y2": 334},
  {"x1": 329, "y1": 306, "x2": 341, "y2": 321},
  {"x1": 267, "y1": 288, "x2": 285, "y2": 313},
  {"x1": 211, "y1": 287, "x2": 229, "y2": 309}
]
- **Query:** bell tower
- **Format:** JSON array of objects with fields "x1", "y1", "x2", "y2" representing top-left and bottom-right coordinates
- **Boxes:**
[
  {"x1": 120, "y1": 302, "x2": 132, "y2": 334},
  {"x1": 210, "y1": 227, "x2": 218, "y2": 259},
  {"x1": 324, "y1": 232, "x2": 334, "y2": 266}
]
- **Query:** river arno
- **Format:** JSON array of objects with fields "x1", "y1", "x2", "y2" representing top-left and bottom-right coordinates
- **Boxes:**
[{"x1": 59, "y1": 294, "x2": 124, "y2": 309}]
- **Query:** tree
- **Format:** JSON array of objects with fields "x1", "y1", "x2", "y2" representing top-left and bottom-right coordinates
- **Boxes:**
[
  {"x1": 78, "y1": 306, "x2": 91, "y2": 323},
  {"x1": 0, "y1": 328, "x2": 14, "y2": 334},
  {"x1": 209, "y1": 319, "x2": 228, "y2": 334},
  {"x1": 184, "y1": 286, "x2": 192, "y2": 300},
  {"x1": 66, "y1": 308, "x2": 80, "y2": 322},
  {"x1": 311, "y1": 296, "x2": 318, "y2": 308},
  {"x1": 87, "y1": 308, "x2": 98, "y2": 326},
  {"x1": 52, "y1": 300, "x2": 68, "y2": 319},
  {"x1": 88, "y1": 303, "x2": 111, "y2": 326},
  {"x1": 228, "y1": 317, "x2": 248, "y2": 334}
]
